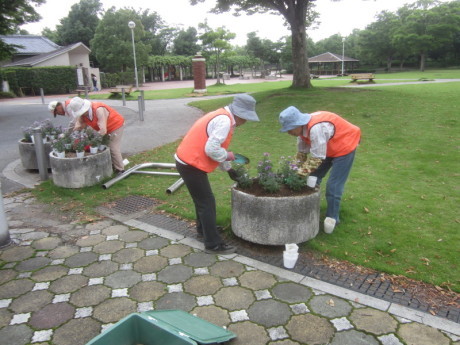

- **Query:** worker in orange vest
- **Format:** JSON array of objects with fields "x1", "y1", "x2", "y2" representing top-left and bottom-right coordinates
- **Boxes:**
[
  {"x1": 48, "y1": 100, "x2": 75, "y2": 129},
  {"x1": 175, "y1": 94, "x2": 260, "y2": 254},
  {"x1": 279, "y1": 106, "x2": 361, "y2": 234},
  {"x1": 69, "y1": 97, "x2": 125, "y2": 175}
]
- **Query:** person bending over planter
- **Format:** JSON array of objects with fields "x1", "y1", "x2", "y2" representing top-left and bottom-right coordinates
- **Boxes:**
[
  {"x1": 175, "y1": 94, "x2": 260, "y2": 255},
  {"x1": 279, "y1": 106, "x2": 361, "y2": 234},
  {"x1": 69, "y1": 97, "x2": 125, "y2": 175},
  {"x1": 48, "y1": 100, "x2": 76, "y2": 130}
]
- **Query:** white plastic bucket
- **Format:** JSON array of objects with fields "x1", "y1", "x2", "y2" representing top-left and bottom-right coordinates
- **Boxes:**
[{"x1": 283, "y1": 251, "x2": 299, "y2": 269}]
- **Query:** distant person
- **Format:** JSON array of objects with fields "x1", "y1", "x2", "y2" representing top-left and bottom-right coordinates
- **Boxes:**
[
  {"x1": 69, "y1": 97, "x2": 125, "y2": 175},
  {"x1": 175, "y1": 94, "x2": 260, "y2": 254},
  {"x1": 91, "y1": 74, "x2": 98, "y2": 91},
  {"x1": 48, "y1": 100, "x2": 75, "y2": 130}
]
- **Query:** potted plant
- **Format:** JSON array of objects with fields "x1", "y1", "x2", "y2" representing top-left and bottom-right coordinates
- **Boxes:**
[
  {"x1": 72, "y1": 131, "x2": 89, "y2": 158},
  {"x1": 51, "y1": 136, "x2": 67, "y2": 158},
  {"x1": 231, "y1": 153, "x2": 320, "y2": 245},
  {"x1": 86, "y1": 128, "x2": 102, "y2": 153},
  {"x1": 99, "y1": 133, "x2": 110, "y2": 151}
]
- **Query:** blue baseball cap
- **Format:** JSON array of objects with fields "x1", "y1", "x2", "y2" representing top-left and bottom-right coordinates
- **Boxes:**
[{"x1": 279, "y1": 106, "x2": 311, "y2": 132}]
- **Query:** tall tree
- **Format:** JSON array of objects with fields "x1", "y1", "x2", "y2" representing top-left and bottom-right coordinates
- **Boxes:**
[
  {"x1": 139, "y1": 9, "x2": 173, "y2": 55},
  {"x1": 172, "y1": 27, "x2": 200, "y2": 56},
  {"x1": 55, "y1": 0, "x2": 102, "y2": 47},
  {"x1": 191, "y1": 0, "x2": 318, "y2": 88},
  {"x1": 0, "y1": 0, "x2": 44, "y2": 59}
]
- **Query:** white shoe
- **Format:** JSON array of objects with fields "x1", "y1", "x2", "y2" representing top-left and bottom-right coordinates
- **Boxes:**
[{"x1": 324, "y1": 217, "x2": 336, "y2": 234}]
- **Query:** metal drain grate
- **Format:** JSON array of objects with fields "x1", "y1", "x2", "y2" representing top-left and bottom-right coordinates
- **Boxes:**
[
  {"x1": 104, "y1": 195, "x2": 159, "y2": 215},
  {"x1": 138, "y1": 213, "x2": 194, "y2": 234}
]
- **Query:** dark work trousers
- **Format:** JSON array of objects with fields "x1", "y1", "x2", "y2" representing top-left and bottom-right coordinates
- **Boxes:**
[{"x1": 176, "y1": 160, "x2": 223, "y2": 249}]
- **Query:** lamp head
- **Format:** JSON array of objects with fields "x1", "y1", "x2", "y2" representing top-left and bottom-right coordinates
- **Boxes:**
[{"x1": 128, "y1": 21, "x2": 135, "y2": 29}]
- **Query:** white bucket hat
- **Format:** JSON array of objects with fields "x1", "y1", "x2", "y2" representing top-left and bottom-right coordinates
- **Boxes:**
[
  {"x1": 279, "y1": 106, "x2": 311, "y2": 132},
  {"x1": 229, "y1": 94, "x2": 259, "y2": 122},
  {"x1": 69, "y1": 97, "x2": 91, "y2": 118}
]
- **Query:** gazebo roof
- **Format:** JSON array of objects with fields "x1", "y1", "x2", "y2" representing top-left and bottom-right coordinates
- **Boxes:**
[{"x1": 308, "y1": 52, "x2": 359, "y2": 63}]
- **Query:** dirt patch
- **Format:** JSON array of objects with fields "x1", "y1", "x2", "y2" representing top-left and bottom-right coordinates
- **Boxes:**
[{"x1": 234, "y1": 181, "x2": 316, "y2": 197}]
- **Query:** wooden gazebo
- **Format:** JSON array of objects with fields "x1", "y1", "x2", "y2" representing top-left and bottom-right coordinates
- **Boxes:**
[{"x1": 308, "y1": 52, "x2": 359, "y2": 76}]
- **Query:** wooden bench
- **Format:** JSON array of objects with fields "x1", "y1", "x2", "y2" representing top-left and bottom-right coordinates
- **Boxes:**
[
  {"x1": 74, "y1": 87, "x2": 90, "y2": 97},
  {"x1": 109, "y1": 85, "x2": 134, "y2": 96},
  {"x1": 350, "y1": 73, "x2": 375, "y2": 82}
]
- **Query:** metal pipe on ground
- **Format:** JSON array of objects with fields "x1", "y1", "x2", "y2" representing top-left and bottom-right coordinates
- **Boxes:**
[
  {"x1": 166, "y1": 178, "x2": 184, "y2": 194},
  {"x1": 102, "y1": 162, "x2": 177, "y2": 189}
]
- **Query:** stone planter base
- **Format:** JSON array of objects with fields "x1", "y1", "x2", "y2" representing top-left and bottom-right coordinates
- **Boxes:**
[
  {"x1": 231, "y1": 187, "x2": 320, "y2": 245},
  {"x1": 49, "y1": 149, "x2": 112, "y2": 188},
  {"x1": 18, "y1": 140, "x2": 52, "y2": 170}
]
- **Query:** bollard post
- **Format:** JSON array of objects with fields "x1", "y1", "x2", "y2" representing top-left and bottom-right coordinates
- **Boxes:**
[
  {"x1": 137, "y1": 96, "x2": 144, "y2": 121},
  {"x1": 32, "y1": 128, "x2": 49, "y2": 181},
  {"x1": 122, "y1": 88, "x2": 126, "y2": 106},
  {"x1": 0, "y1": 181, "x2": 12, "y2": 248},
  {"x1": 140, "y1": 90, "x2": 145, "y2": 111},
  {"x1": 40, "y1": 88, "x2": 45, "y2": 104}
]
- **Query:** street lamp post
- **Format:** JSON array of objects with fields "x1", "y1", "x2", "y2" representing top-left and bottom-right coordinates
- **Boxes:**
[
  {"x1": 341, "y1": 37, "x2": 345, "y2": 76},
  {"x1": 128, "y1": 21, "x2": 139, "y2": 89}
]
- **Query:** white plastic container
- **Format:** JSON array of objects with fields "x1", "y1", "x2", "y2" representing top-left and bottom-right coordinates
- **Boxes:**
[
  {"x1": 285, "y1": 243, "x2": 299, "y2": 253},
  {"x1": 307, "y1": 176, "x2": 317, "y2": 188},
  {"x1": 324, "y1": 217, "x2": 336, "y2": 234},
  {"x1": 283, "y1": 251, "x2": 299, "y2": 269}
]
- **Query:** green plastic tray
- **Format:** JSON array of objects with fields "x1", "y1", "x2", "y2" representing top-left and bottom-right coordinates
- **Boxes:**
[{"x1": 86, "y1": 310, "x2": 235, "y2": 345}]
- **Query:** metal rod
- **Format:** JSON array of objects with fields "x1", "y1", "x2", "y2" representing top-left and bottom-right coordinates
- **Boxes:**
[
  {"x1": 132, "y1": 171, "x2": 180, "y2": 176},
  {"x1": 122, "y1": 88, "x2": 126, "y2": 106},
  {"x1": 40, "y1": 88, "x2": 45, "y2": 104},
  {"x1": 102, "y1": 162, "x2": 176, "y2": 189},
  {"x1": 140, "y1": 90, "x2": 145, "y2": 111},
  {"x1": 166, "y1": 178, "x2": 184, "y2": 194},
  {"x1": 138, "y1": 96, "x2": 144, "y2": 121},
  {"x1": 0, "y1": 181, "x2": 11, "y2": 248},
  {"x1": 32, "y1": 129, "x2": 48, "y2": 181}
]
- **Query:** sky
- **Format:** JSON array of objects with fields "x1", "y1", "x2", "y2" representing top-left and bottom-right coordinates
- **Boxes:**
[{"x1": 21, "y1": 0, "x2": 450, "y2": 45}]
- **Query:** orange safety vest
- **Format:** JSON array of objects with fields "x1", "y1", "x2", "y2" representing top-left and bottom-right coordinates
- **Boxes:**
[
  {"x1": 301, "y1": 111, "x2": 361, "y2": 157},
  {"x1": 176, "y1": 108, "x2": 234, "y2": 173},
  {"x1": 82, "y1": 102, "x2": 124, "y2": 134}
]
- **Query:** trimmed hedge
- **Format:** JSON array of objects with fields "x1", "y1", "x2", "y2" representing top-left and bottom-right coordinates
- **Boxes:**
[{"x1": 0, "y1": 66, "x2": 78, "y2": 95}]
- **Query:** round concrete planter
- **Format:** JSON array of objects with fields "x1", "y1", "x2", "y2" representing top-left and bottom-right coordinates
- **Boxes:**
[
  {"x1": 49, "y1": 148, "x2": 112, "y2": 188},
  {"x1": 231, "y1": 187, "x2": 320, "y2": 245},
  {"x1": 18, "y1": 140, "x2": 52, "y2": 170}
]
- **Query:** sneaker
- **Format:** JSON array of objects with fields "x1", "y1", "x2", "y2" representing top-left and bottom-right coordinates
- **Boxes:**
[{"x1": 205, "y1": 244, "x2": 236, "y2": 255}]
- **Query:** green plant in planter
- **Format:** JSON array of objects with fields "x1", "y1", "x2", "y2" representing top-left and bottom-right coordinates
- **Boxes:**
[
  {"x1": 86, "y1": 128, "x2": 102, "y2": 147},
  {"x1": 257, "y1": 153, "x2": 282, "y2": 193},
  {"x1": 71, "y1": 130, "x2": 89, "y2": 152},
  {"x1": 101, "y1": 133, "x2": 110, "y2": 146},
  {"x1": 51, "y1": 137, "x2": 66, "y2": 153}
]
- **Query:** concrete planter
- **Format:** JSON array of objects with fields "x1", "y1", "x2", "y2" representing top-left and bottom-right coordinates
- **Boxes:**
[
  {"x1": 231, "y1": 187, "x2": 320, "y2": 245},
  {"x1": 49, "y1": 148, "x2": 112, "y2": 188},
  {"x1": 18, "y1": 139, "x2": 52, "y2": 170}
]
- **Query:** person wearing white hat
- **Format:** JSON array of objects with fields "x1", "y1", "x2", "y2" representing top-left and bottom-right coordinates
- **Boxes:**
[
  {"x1": 279, "y1": 106, "x2": 361, "y2": 234},
  {"x1": 69, "y1": 97, "x2": 125, "y2": 174},
  {"x1": 48, "y1": 100, "x2": 75, "y2": 129},
  {"x1": 175, "y1": 94, "x2": 260, "y2": 254}
]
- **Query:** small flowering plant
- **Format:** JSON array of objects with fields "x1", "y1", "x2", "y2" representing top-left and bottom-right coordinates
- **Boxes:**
[{"x1": 71, "y1": 130, "x2": 89, "y2": 152}]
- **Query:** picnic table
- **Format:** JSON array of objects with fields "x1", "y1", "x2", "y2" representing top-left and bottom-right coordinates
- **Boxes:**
[{"x1": 350, "y1": 73, "x2": 375, "y2": 82}]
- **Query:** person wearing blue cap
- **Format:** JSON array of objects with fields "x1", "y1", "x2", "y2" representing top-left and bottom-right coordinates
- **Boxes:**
[
  {"x1": 279, "y1": 106, "x2": 361, "y2": 234},
  {"x1": 175, "y1": 94, "x2": 260, "y2": 254}
]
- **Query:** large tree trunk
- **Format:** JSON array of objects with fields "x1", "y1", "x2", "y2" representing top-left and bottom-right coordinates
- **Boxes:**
[
  {"x1": 419, "y1": 52, "x2": 426, "y2": 72},
  {"x1": 386, "y1": 57, "x2": 392, "y2": 72},
  {"x1": 288, "y1": 2, "x2": 312, "y2": 88}
]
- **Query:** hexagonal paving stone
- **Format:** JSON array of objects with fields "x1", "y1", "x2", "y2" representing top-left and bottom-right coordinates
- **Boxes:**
[
  {"x1": 93, "y1": 297, "x2": 137, "y2": 323},
  {"x1": 29, "y1": 302, "x2": 75, "y2": 329},
  {"x1": 70, "y1": 285, "x2": 111, "y2": 307},
  {"x1": 271, "y1": 282, "x2": 312, "y2": 303},
  {"x1": 268, "y1": 341, "x2": 301, "y2": 345},
  {"x1": 101, "y1": 224, "x2": 129, "y2": 236},
  {"x1": 75, "y1": 234, "x2": 106, "y2": 247},
  {"x1": 64, "y1": 252, "x2": 99, "y2": 268},
  {"x1": 86, "y1": 220, "x2": 115, "y2": 231},
  {"x1": 0, "y1": 279, "x2": 34, "y2": 299},
  {"x1": 52, "y1": 318, "x2": 101, "y2": 345},
  {"x1": 0, "y1": 246, "x2": 35, "y2": 262},
  {"x1": 92, "y1": 240, "x2": 124, "y2": 254},
  {"x1": 160, "y1": 244, "x2": 192, "y2": 258},
  {"x1": 9, "y1": 290, "x2": 53, "y2": 313},
  {"x1": 191, "y1": 305, "x2": 231, "y2": 327},
  {"x1": 32, "y1": 237, "x2": 62, "y2": 250},
  {"x1": 119, "y1": 230, "x2": 149, "y2": 242},
  {"x1": 133, "y1": 255, "x2": 168, "y2": 273},
  {"x1": 183, "y1": 252, "x2": 217, "y2": 267},
  {"x1": 47, "y1": 245, "x2": 79, "y2": 259},
  {"x1": 286, "y1": 314, "x2": 334, "y2": 345},
  {"x1": 21, "y1": 231, "x2": 49, "y2": 241},
  {"x1": 398, "y1": 322, "x2": 451, "y2": 345},
  {"x1": 15, "y1": 257, "x2": 51, "y2": 272},
  {"x1": 129, "y1": 281, "x2": 166, "y2": 302},
  {"x1": 0, "y1": 269, "x2": 17, "y2": 285},
  {"x1": 239, "y1": 271, "x2": 277, "y2": 290},
  {"x1": 112, "y1": 248, "x2": 144, "y2": 264},
  {"x1": 210, "y1": 260, "x2": 245, "y2": 278},
  {"x1": 350, "y1": 308, "x2": 398, "y2": 335},
  {"x1": 83, "y1": 260, "x2": 118, "y2": 277},
  {"x1": 330, "y1": 329, "x2": 379, "y2": 345},
  {"x1": 0, "y1": 324, "x2": 34, "y2": 345},
  {"x1": 309, "y1": 295, "x2": 352, "y2": 318},
  {"x1": 214, "y1": 286, "x2": 255, "y2": 311},
  {"x1": 31, "y1": 265, "x2": 68, "y2": 282},
  {"x1": 104, "y1": 270, "x2": 142, "y2": 288},
  {"x1": 228, "y1": 321, "x2": 270, "y2": 345},
  {"x1": 155, "y1": 292, "x2": 196, "y2": 312},
  {"x1": 138, "y1": 236, "x2": 170, "y2": 250},
  {"x1": 184, "y1": 275, "x2": 223, "y2": 295},
  {"x1": 248, "y1": 300, "x2": 292, "y2": 327},
  {"x1": 157, "y1": 264, "x2": 193, "y2": 284},
  {"x1": 0, "y1": 308, "x2": 12, "y2": 328},
  {"x1": 49, "y1": 275, "x2": 88, "y2": 294}
]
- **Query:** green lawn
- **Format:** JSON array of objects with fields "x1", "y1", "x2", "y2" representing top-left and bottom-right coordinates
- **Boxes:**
[{"x1": 36, "y1": 73, "x2": 460, "y2": 291}]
